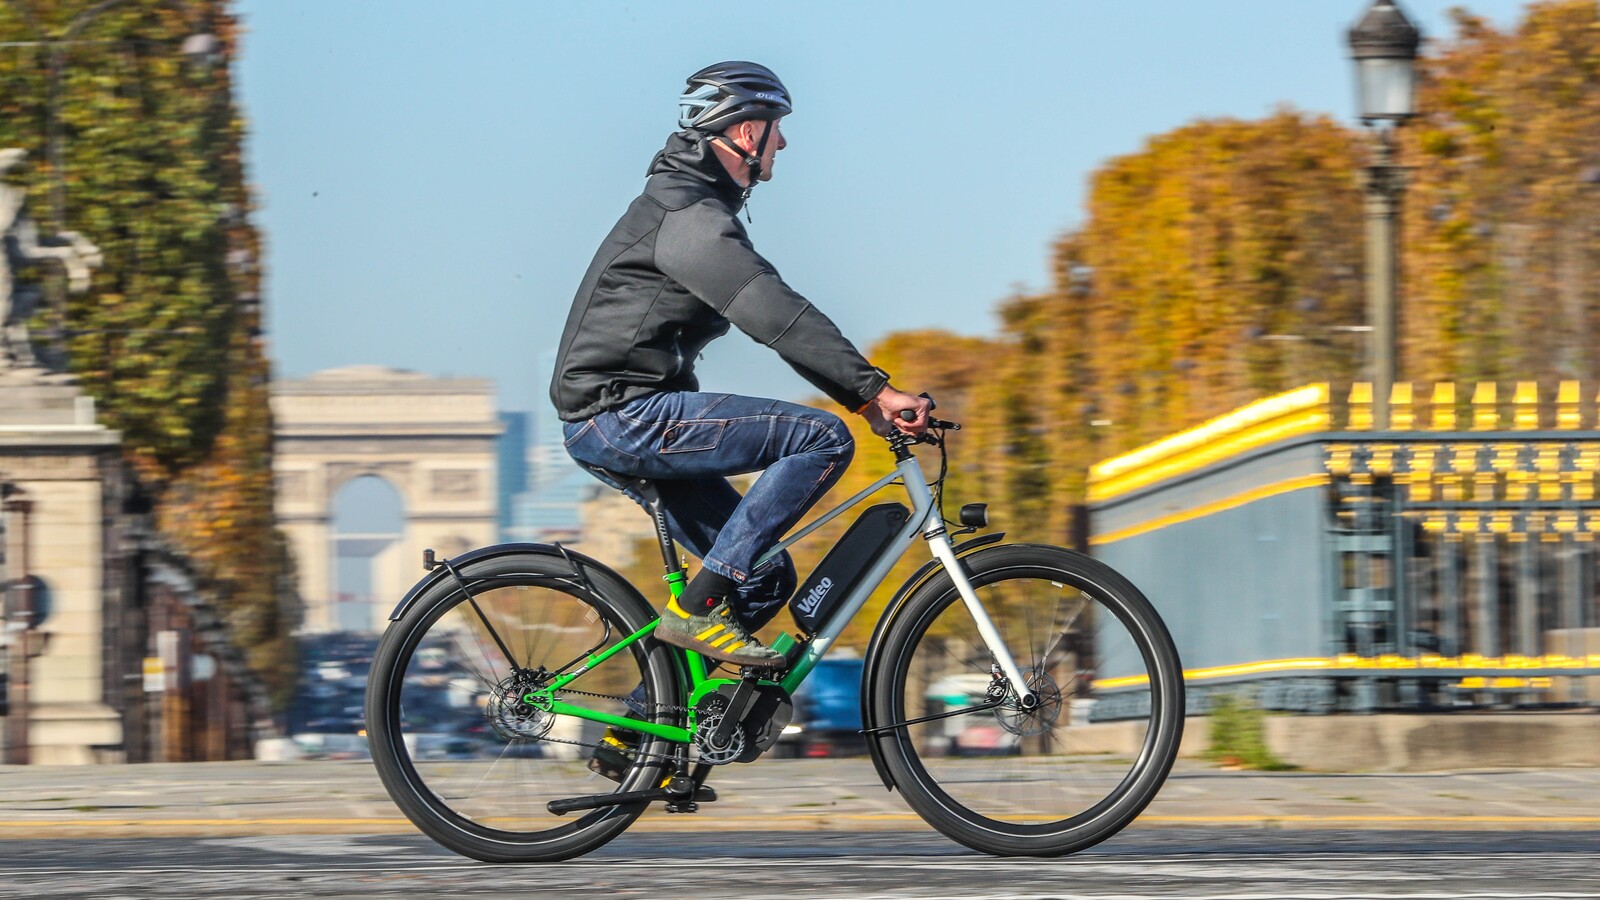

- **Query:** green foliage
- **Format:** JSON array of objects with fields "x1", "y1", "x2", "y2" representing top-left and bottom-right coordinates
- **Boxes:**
[
  {"x1": 1205, "y1": 694, "x2": 1293, "y2": 771},
  {"x1": 0, "y1": 1, "x2": 295, "y2": 705}
]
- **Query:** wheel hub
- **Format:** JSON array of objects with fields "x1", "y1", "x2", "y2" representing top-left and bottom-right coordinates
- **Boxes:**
[
  {"x1": 995, "y1": 668, "x2": 1064, "y2": 737},
  {"x1": 487, "y1": 673, "x2": 555, "y2": 742}
]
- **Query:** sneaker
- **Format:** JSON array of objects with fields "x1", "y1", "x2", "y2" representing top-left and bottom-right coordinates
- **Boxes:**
[
  {"x1": 588, "y1": 725, "x2": 639, "y2": 783},
  {"x1": 654, "y1": 598, "x2": 786, "y2": 668}
]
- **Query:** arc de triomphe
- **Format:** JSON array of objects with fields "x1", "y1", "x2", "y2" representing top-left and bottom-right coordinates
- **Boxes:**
[{"x1": 272, "y1": 366, "x2": 502, "y2": 633}]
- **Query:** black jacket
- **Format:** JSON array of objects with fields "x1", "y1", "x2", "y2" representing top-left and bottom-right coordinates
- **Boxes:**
[{"x1": 550, "y1": 131, "x2": 889, "y2": 422}]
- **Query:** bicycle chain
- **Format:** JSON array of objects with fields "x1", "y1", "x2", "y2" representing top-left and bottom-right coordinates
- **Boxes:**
[{"x1": 504, "y1": 686, "x2": 699, "y2": 766}]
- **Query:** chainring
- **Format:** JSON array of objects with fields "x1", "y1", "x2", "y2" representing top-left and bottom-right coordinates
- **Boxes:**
[{"x1": 693, "y1": 712, "x2": 747, "y2": 765}]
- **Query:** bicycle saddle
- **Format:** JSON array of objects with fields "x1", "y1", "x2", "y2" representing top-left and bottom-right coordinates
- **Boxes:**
[{"x1": 576, "y1": 461, "x2": 658, "y2": 496}]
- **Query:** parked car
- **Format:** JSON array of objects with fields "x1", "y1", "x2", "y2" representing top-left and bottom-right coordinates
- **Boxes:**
[{"x1": 775, "y1": 657, "x2": 866, "y2": 758}]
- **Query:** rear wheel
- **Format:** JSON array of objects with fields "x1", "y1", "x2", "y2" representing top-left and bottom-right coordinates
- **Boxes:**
[
  {"x1": 872, "y1": 544, "x2": 1183, "y2": 856},
  {"x1": 366, "y1": 550, "x2": 680, "y2": 862}
]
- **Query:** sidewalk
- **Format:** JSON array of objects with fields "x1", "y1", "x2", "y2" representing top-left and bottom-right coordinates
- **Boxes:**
[{"x1": 2, "y1": 759, "x2": 1598, "y2": 837}]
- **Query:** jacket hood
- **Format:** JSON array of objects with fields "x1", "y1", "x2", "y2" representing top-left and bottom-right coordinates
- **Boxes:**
[{"x1": 647, "y1": 130, "x2": 745, "y2": 209}]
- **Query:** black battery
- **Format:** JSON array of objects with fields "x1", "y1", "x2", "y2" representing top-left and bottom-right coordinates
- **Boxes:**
[{"x1": 789, "y1": 502, "x2": 910, "y2": 635}]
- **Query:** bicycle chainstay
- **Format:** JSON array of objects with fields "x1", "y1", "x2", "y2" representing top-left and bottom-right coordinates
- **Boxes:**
[{"x1": 509, "y1": 685, "x2": 694, "y2": 765}]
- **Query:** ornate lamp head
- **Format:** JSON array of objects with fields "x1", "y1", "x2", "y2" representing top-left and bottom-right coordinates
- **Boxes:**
[{"x1": 1348, "y1": 0, "x2": 1422, "y2": 123}]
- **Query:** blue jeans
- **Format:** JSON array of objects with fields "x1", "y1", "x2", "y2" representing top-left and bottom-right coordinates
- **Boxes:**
[{"x1": 562, "y1": 392, "x2": 854, "y2": 629}]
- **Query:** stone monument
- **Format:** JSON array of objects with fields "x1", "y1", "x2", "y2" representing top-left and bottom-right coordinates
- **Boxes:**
[
  {"x1": 0, "y1": 148, "x2": 123, "y2": 763},
  {"x1": 0, "y1": 148, "x2": 102, "y2": 372}
]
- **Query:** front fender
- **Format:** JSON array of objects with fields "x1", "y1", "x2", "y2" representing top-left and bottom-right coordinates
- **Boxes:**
[
  {"x1": 859, "y1": 532, "x2": 1003, "y2": 791},
  {"x1": 387, "y1": 542, "x2": 592, "y2": 622}
]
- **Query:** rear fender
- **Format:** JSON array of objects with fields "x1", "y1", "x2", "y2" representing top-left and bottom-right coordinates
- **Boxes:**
[
  {"x1": 859, "y1": 532, "x2": 1004, "y2": 791},
  {"x1": 387, "y1": 542, "x2": 605, "y2": 621}
]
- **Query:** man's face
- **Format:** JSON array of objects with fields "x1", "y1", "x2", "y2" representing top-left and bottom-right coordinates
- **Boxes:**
[{"x1": 735, "y1": 119, "x2": 786, "y2": 182}]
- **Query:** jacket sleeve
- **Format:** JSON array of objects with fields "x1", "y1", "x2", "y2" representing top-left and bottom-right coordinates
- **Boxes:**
[{"x1": 655, "y1": 200, "x2": 889, "y2": 411}]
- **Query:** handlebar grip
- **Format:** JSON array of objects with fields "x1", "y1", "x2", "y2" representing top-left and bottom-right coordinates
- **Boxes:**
[{"x1": 897, "y1": 392, "x2": 937, "y2": 423}]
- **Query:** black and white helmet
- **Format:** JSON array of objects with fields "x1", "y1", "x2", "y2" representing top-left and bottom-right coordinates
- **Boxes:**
[{"x1": 678, "y1": 61, "x2": 791, "y2": 132}]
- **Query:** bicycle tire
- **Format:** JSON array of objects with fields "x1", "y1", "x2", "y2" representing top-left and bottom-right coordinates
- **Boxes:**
[
  {"x1": 366, "y1": 549, "x2": 680, "y2": 862},
  {"x1": 870, "y1": 543, "x2": 1184, "y2": 856}
]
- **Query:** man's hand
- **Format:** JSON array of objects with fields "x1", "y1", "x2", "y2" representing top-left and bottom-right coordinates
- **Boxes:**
[{"x1": 862, "y1": 385, "x2": 932, "y2": 436}]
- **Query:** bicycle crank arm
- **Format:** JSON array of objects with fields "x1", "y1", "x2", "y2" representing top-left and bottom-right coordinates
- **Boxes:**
[
  {"x1": 858, "y1": 699, "x2": 1004, "y2": 735},
  {"x1": 546, "y1": 783, "x2": 718, "y2": 816}
]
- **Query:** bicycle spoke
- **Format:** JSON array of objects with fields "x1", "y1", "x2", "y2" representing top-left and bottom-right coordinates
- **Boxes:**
[
  {"x1": 379, "y1": 569, "x2": 673, "y2": 847},
  {"x1": 889, "y1": 553, "x2": 1176, "y2": 840}
]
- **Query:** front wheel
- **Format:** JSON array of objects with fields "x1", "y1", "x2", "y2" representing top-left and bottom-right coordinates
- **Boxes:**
[
  {"x1": 365, "y1": 549, "x2": 681, "y2": 862},
  {"x1": 871, "y1": 544, "x2": 1184, "y2": 856}
]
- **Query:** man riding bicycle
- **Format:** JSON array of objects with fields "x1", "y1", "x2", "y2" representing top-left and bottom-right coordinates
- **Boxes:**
[{"x1": 550, "y1": 61, "x2": 930, "y2": 670}]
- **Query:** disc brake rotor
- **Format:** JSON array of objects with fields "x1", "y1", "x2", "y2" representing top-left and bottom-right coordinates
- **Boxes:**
[
  {"x1": 486, "y1": 673, "x2": 555, "y2": 742},
  {"x1": 995, "y1": 668, "x2": 1064, "y2": 737}
]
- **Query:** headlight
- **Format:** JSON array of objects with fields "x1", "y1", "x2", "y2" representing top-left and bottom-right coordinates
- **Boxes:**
[{"x1": 781, "y1": 724, "x2": 803, "y2": 735}]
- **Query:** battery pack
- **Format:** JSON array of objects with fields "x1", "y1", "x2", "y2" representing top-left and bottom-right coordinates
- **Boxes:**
[{"x1": 789, "y1": 502, "x2": 909, "y2": 635}]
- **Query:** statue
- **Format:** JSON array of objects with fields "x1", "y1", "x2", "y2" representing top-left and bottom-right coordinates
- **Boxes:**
[{"x1": 0, "y1": 148, "x2": 102, "y2": 372}]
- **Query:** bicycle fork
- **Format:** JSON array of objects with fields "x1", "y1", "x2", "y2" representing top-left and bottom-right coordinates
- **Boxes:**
[{"x1": 905, "y1": 479, "x2": 1039, "y2": 709}]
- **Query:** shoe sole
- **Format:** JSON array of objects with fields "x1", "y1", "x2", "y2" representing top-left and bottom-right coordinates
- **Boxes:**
[{"x1": 653, "y1": 622, "x2": 785, "y2": 668}]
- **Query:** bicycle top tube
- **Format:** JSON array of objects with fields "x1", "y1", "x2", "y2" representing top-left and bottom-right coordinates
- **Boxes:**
[{"x1": 753, "y1": 420, "x2": 956, "y2": 570}]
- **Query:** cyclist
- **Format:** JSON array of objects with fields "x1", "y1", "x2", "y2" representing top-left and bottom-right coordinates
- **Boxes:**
[{"x1": 550, "y1": 61, "x2": 930, "y2": 670}]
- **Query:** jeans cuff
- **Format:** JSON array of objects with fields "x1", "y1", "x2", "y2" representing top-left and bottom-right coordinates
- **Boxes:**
[{"x1": 700, "y1": 555, "x2": 747, "y2": 584}]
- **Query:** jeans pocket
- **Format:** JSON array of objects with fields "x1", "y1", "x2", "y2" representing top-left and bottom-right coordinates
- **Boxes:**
[
  {"x1": 660, "y1": 419, "x2": 725, "y2": 454},
  {"x1": 562, "y1": 419, "x2": 595, "y2": 447}
]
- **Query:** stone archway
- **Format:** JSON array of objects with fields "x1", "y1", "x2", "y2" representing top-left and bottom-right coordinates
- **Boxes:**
[{"x1": 271, "y1": 366, "x2": 502, "y2": 633}]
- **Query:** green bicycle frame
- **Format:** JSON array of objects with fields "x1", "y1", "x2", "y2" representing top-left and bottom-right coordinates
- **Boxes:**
[{"x1": 523, "y1": 454, "x2": 939, "y2": 743}]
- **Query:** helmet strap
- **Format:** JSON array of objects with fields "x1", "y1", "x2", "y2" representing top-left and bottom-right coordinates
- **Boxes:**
[{"x1": 712, "y1": 121, "x2": 775, "y2": 222}]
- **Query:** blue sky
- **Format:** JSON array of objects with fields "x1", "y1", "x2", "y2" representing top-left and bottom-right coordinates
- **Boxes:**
[{"x1": 237, "y1": 1, "x2": 1529, "y2": 421}]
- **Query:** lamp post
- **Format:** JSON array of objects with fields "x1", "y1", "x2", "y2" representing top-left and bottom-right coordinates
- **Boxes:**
[
  {"x1": 3, "y1": 487, "x2": 35, "y2": 765},
  {"x1": 1348, "y1": 0, "x2": 1420, "y2": 428}
]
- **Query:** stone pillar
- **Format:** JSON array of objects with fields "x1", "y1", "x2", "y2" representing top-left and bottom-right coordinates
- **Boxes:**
[
  {"x1": 280, "y1": 516, "x2": 333, "y2": 632},
  {"x1": 370, "y1": 538, "x2": 406, "y2": 632},
  {"x1": 0, "y1": 373, "x2": 123, "y2": 764}
]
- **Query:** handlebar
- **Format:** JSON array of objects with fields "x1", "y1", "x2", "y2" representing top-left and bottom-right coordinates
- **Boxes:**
[
  {"x1": 897, "y1": 392, "x2": 959, "y2": 431},
  {"x1": 898, "y1": 410, "x2": 961, "y2": 430}
]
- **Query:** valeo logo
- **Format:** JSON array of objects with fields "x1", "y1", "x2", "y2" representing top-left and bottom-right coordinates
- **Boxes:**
[{"x1": 795, "y1": 576, "x2": 834, "y2": 615}]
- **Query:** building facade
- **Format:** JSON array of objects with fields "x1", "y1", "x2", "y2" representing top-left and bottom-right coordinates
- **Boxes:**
[{"x1": 1088, "y1": 382, "x2": 1600, "y2": 716}]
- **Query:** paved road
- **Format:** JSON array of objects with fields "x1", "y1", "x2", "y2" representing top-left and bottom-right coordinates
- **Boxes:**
[
  {"x1": 4, "y1": 830, "x2": 1599, "y2": 898},
  {"x1": 7, "y1": 759, "x2": 1600, "y2": 836}
]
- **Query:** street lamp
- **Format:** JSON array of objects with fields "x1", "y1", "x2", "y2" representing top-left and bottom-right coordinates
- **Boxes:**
[{"x1": 1348, "y1": 0, "x2": 1420, "y2": 428}]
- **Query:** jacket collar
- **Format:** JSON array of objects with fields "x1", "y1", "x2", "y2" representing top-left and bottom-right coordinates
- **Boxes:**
[{"x1": 646, "y1": 130, "x2": 746, "y2": 211}]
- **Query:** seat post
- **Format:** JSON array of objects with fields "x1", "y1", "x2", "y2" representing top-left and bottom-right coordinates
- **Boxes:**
[{"x1": 631, "y1": 480, "x2": 687, "y2": 598}]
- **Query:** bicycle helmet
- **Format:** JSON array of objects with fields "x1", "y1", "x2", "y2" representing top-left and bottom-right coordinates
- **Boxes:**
[{"x1": 678, "y1": 61, "x2": 791, "y2": 132}]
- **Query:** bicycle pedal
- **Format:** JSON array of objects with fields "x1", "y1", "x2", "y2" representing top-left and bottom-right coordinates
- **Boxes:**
[{"x1": 664, "y1": 785, "x2": 716, "y2": 813}]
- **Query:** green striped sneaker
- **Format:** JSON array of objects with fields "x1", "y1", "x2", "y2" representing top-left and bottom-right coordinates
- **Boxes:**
[{"x1": 654, "y1": 598, "x2": 786, "y2": 668}]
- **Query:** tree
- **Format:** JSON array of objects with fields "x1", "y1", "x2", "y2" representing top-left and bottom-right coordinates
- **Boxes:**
[{"x1": 0, "y1": 0, "x2": 295, "y2": 705}]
